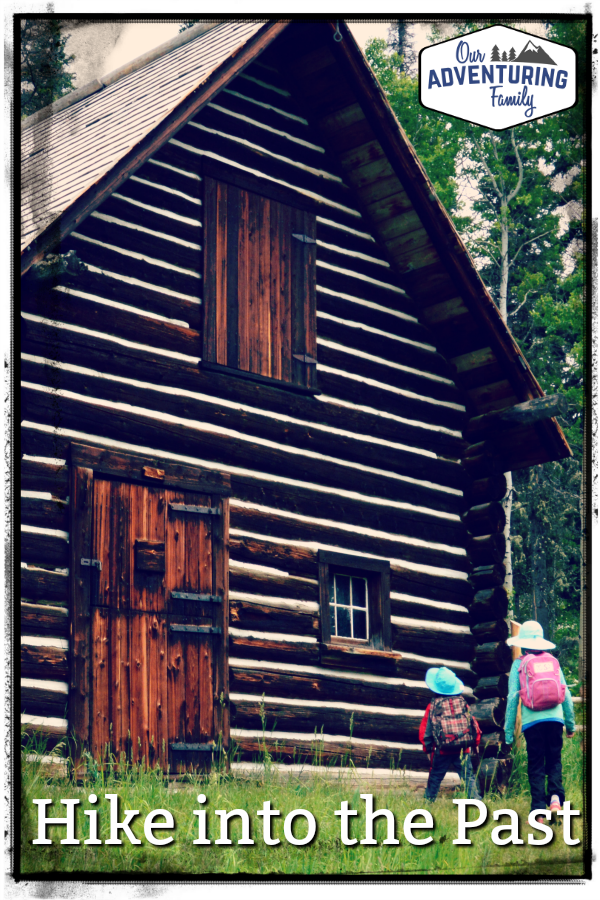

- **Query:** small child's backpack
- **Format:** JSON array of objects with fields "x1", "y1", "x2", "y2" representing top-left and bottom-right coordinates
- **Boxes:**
[
  {"x1": 518, "y1": 652, "x2": 566, "y2": 710},
  {"x1": 429, "y1": 695, "x2": 478, "y2": 751}
]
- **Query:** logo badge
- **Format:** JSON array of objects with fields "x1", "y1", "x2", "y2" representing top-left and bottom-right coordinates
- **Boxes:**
[{"x1": 419, "y1": 25, "x2": 577, "y2": 129}]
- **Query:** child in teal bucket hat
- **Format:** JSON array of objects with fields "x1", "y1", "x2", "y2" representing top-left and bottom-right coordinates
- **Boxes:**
[
  {"x1": 504, "y1": 620, "x2": 575, "y2": 821},
  {"x1": 419, "y1": 666, "x2": 482, "y2": 802}
]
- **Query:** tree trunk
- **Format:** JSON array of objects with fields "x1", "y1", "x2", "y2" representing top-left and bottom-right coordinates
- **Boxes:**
[
  {"x1": 530, "y1": 466, "x2": 550, "y2": 638},
  {"x1": 498, "y1": 200, "x2": 514, "y2": 598},
  {"x1": 579, "y1": 408, "x2": 587, "y2": 685}
]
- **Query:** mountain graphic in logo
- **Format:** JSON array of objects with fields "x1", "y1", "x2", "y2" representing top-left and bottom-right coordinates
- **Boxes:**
[{"x1": 515, "y1": 40, "x2": 557, "y2": 65}]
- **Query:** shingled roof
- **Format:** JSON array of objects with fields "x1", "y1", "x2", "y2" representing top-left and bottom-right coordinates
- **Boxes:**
[
  {"x1": 21, "y1": 20, "x2": 269, "y2": 253},
  {"x1": 20, "y1": 18, "x2": 571, "y2": 470}
]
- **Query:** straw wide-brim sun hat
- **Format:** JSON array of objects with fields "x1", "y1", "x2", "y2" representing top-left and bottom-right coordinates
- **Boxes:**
[{"x1": 506, "y1": 619, "x2": 556, "y2": 651}]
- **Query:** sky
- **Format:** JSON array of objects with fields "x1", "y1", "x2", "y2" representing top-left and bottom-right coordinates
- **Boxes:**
[
  {"x1": 103, "y1": 21, "x2": 395, "y2": 73},
  {"x1": 62, "y1": 20, "x2": 438, "y2": 87},
  {"x1": 64, "y1": 17, "x2": 545, "y2": 94}
]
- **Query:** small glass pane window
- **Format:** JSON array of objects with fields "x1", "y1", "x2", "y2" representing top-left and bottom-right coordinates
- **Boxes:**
[{"x1": 330, "y1": 573, "x2": 369, "y2": 641}]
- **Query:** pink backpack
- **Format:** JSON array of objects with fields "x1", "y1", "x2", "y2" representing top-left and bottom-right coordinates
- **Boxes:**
[{"x1": 518, "y1": 652, "x2": 566, "y2": 710}]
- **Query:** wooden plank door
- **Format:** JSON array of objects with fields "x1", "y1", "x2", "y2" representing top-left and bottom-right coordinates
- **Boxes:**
[{"x1": 82, "y1": 474, "x2": 228, "y2": 773}]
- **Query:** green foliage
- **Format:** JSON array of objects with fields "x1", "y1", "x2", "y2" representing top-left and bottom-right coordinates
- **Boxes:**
[
  {"x1": 20, "y1": 736, "x2": 586, "y2": 876},
  {"x1": 21, "y1": 19, "x2": 75, "y2": 117}
]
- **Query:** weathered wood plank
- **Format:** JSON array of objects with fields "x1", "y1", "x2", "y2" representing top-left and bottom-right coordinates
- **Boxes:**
[
  {"x1": 230, "y1": 632, "x2": 320, "y2": 665},
  {"x1": 473, "y1": 674, "x2": 509, "y2": 700},
  {"x1": 21, "y1": 643, "x2": 69, "y2": 680},
  {"x1": 21, "y1": 567, "x2": 69, "y2": 606},
  {"x1": 470, "y1": 619, "x2": 509, "y2": 644},
  {"x1": 21, "y1": 387, "x2": 464, "y2": 515},
  {"x1": 229, "y1": 534, "x2": 473, "y2": 608},
  {"x1": 23, "y1": 350, "x2": 466, "y2": 495},
  {"x1": 466, "y1": 394, "x2": 567, "y2": 439},
  {"x1": 57, "y1": 265, "x2": 202, "y2": 328},
  {"x1": 229, "y1": 566, "x2": 319, "y2": 602},
  {"x1": 21, "y1": 601, "x2": 69, "y2": 637},
  {"x1": 232, "y1": 695, "x2": 422, "y2": 742},
  {"x1": 231, "y1": 732, "x2": 424, "y2": 770},
  {"x1": 22, "y1": 315, "x2": 466, "y2": 456},
  {"x1": 316, "y1": 317, "x2": 458, "y2": 392},
  {"x1": 469, "y1": 587, "x2": 509, "y2": 624},
  {"x1": 98, "y1": 192, "x2": 202, "y2": 246},
  {"x1": 230, "y1": 661, "x2": 446, "y2": 712},
  {"x1": 230, "y1": 598, "x2": 319, "y2": 637},
  {"x1": 469, "y1": 697, "x2": 507, "y2": 733},
  {"x1": 60, "y1": 233, "x2": 201, "y2": 299},
  {"x1": 230, "y1": 505, "x2": 469, "y2": 573},
  {"x1": 466, "y1": 533, "x2": 506, "y2": 567},
  {"x1": 465, "y1": 476, "x2": 508, "y2": 506},
  {"x1": 21, "y1": 530, "x2": 69, "y2": 568},
  {"x1": 21, "y1": 458, "x2": 69, "y2": 498},
  {"x1": 74, "y1": 213, "x2": 201, "y2": 273},
  {"x1": 462, "y1": 502, "x2": 505, "y2": 537},
  {"x1": 22, "y1": 285, "x2": 201, "y2": 358},
  {"x1": 392, "y1": 621, "x2": 475, "y2": 662},
  {"x1": 468, "y1": 564, "x2": 506, "y2": 591},
  {"x1": 21, "y1": 683, "x2": 69, "y2": 717},
  {"x1": 472, "y1": 641, "x2": 513, "y2": 676},
  {"x1": 21, "y1": 496, "x2": 69, "y2": 531}
]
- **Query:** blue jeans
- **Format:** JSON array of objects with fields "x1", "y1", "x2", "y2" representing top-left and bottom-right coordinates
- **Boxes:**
[{"x1": 424, "y1": 750, "x2": 482, "y2": 801}]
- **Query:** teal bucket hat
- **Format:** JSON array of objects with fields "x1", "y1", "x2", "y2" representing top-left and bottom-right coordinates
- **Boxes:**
[
  {"x1": 425, "y1": 666, "x2": 464, "y2": 696},
  {"x1": 506, "y1": 619, "x2": 555, "y2": 651}
]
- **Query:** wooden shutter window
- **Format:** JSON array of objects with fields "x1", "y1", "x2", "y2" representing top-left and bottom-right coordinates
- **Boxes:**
[{"x1": 203, "y1": 175, "x2": 317, "y2": 391}]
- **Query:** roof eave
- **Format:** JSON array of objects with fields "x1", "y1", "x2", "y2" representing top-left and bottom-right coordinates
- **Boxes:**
[{"x1": 329, "y1": 20, "x2": 571, "y2": 467}]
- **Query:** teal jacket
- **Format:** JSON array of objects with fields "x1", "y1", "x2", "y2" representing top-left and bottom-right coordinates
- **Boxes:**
[{"x1": 504, "y1": 655, "x2": 576, "y2": 744}]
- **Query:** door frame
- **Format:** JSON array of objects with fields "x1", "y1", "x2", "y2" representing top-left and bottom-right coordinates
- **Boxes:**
[{"x1": 68, "y1": 442, "x2": 231, "y2": 774}]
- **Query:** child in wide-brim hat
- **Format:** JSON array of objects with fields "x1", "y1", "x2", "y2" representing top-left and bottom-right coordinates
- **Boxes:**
[
  {"x1": 419, "y1": 666, "x2": 482, "y2": 802},
  {"x1": 505, "y1": 620, "x2": 576, "y2": 820}
]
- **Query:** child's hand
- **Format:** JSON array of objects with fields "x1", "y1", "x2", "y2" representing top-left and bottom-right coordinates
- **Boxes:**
[{"x1": 566, "y1": 732, "x2": 575, "y2": 739}]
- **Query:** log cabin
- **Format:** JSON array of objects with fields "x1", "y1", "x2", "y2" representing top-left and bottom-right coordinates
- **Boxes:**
[{"x1": 20, "y1": 20, "x2": 571, "y2": 787}]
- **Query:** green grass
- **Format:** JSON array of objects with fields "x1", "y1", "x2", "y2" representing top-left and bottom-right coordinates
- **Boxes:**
[{"x1": 19, "y1": 724, "x2": 587, "y2": 878}]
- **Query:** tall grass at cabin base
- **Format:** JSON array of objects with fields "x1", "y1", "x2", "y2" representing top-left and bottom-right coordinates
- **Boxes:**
[{"x1": 20, "y1": 725, "x2": 586, "y2": 877}]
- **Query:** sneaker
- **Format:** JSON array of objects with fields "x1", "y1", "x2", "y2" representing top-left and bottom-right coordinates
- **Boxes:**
[{"x1": 549, "y1": 795, "x2": 561, "y2": 826}]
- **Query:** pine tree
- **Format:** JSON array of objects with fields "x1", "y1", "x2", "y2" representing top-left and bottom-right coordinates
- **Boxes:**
[
  {"x1": 509, "y1": 47, "x2": 516, "y2": 61},
  {"x1": 21, "y1": 18, "x2": 75, "y2": 117},
  {"x1": 502, "y1": 50, "x2": 508, "y2": 61},
  {"x1": 491, "y1": 44, "x2": 501, "y2": 61},
  {"x1": 386, "y1": 20, "x2": 416, "y2": 74}
]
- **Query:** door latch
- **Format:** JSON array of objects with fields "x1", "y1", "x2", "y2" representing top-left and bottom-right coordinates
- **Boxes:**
[{"x1": 81, "y1": 558, "x2": 102, "y2": 570}]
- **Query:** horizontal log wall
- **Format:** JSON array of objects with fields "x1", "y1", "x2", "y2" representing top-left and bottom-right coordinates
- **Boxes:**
[
  {"x1": 459, "y1": 444, "x2": 512, "y2": 722},
  {"x1": 20, "y1": 55, "x2": 481, "y2": 775}
]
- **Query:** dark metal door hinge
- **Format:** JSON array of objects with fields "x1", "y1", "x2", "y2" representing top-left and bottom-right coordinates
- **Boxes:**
[
  {"x1": 169, "y1": 503, "x2": 220, "y2": 515},
  {"x1": 81, "y1": 558, "x2": 102, "y2": 570},
  {"x1": 170, "y1": 591, "x2": 222, "y2": 603},
  {"x1": 169, "y1": 624, "x2": 222, "y2": 635},
  {"x1": 292, "y1": 233, "x2": 316, "y2": 244},
  {"x1": 293, "y1": 353, "x2": 318, "y2": 365}
]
